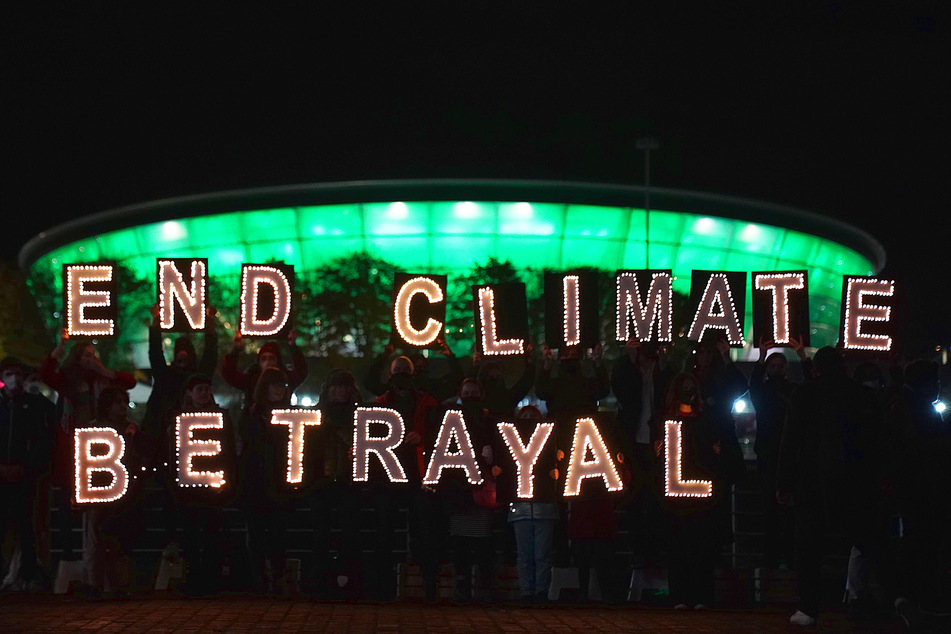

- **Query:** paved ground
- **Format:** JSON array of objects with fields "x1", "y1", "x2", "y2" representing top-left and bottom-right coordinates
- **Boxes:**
[{"x1": 0, "y1": 595, "x2": 912, "y2": 633}]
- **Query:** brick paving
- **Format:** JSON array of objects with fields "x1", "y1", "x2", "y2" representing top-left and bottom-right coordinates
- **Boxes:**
[{"x1": 0, "y1": 596, "x2": 909, "y2": 633}]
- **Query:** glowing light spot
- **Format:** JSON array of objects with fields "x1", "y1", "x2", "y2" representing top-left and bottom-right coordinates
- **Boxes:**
[{"x1": 161, "y1": 221, "x2": 187, "y2": 241}]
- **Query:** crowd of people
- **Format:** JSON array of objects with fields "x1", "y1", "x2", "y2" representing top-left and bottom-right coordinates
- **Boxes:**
[{"x1": 1, "y1": 309, "x2": 949, "y2": 629}]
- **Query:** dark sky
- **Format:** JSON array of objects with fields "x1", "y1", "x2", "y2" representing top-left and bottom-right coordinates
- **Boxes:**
[{"x1": 4, "y1": 4, "x2": 948, "y2": 351}]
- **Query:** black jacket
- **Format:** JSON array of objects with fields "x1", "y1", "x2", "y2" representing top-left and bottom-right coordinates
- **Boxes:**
[{"x1": 0, "y1": 390, "x2": 54, "y2": 479}]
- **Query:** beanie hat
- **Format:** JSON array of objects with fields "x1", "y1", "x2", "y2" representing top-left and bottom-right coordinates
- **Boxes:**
[
  {"x1": 182, "y1": 373, "x2": 212, "y2": 392},
  {"x1": 258, "y1": 342, "x2": 281, "y2": 359}
]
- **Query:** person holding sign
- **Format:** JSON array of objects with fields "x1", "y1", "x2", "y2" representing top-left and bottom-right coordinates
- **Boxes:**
[
  {"x1": 748, "y1": 337, "x2": 810, "y2": 570},
  {"x1": 472, "y1": 344, "x2": 536, "y2": 421},
  {"x1": 79, "y1": 387, "x2": 153, "y2": 599},
  {"x1": 41, "y1": 330, "x2": 136, "y2": 560},
  {"x1": 371, "y1": 356, "x2": 441, "y2": 601},
  {"x1": 237, "y1": 367, "x2": 294, "y2": 594},
  {"x1": 222, "y1": 330, "x2": 307, "y2": 416},
  {"x1": 166, "y1": 374, "x2": 237, "y2": 597},
  {"x1": 611, "y1": 339, "x2": 676, "y2": 569},
  {"x1": 497, "y1": 405, "x2": 561, "y2": 603},
  {"x1": 143, "y1": 303, "x2": 218, "y2": 446},
  {"x1": 661, "y1": 373, "x2": 744, "y2": 609},
  {"x1": 309, "y1": 369, "x2": 362, "y2": 599}
]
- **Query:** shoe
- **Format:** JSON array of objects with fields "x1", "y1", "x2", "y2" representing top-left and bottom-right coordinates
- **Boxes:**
[
  {"x1": 789, "y1": 610, "x2": 817, "y2": 625},
  {"x1": 694, "y1": 604, "x2": 709, "y2": 610},
  {"x1": 674, "y1": 603, "x2": 690, "y2": 609}
]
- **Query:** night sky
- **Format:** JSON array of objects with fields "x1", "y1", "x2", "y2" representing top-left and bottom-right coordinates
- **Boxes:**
[{"x1": 4, "y1": 4, "x2": 947, "y2": 353}]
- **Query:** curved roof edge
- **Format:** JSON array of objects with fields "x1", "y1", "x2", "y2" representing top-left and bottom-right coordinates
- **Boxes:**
[{"x1": 18, "y1": 179, "x2": 886, "y2": 272}]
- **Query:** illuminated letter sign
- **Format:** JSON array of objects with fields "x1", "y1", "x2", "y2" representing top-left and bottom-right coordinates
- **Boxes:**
[
  {"x1": 423, "y1": 410, "x2": 483, "y2": 485},
  {"x1": 157, "y1": 258, "x2": 208, "y2": 332},
  {"x1": 64, "y1": 264, "x2": 117, "y2": 337},
  {"x1": 752, "y1": 271, "x2": 808, "y2": 346},
  {"x1": 543, "y1": 272, "x2": 600, "y2": 348},
  {"x1": 664, "y1": 420, "x2": 712, "y2": 498},
  {"x1": 175, "y1": 412, "x2": 226, "y2": 488},
  {"x1": 687, "y1": 271, "x2": 747, "y2": 347},
  {"x1": 841, "y1": 276, "x2": 896, "y2": 352},
  {"x1": 270, "y1": 409, "x2": 322, "y2": 484},
  {"x1": 74, "y1": 427, "x2": 128, "y2": 504},
  {"x1": 474, "y1": 283, "x2": 527, "y2": 356},
  {"x1": 563, "y1": 417, "x2": 623, "y2": 497},
  {"x1": 615, "y1": 270, "x2": 673, "y2": 343},
  {"x1": 392, "y1": 273, "x2": 447, "y2": 348},
  {"x1": 352, "y1": 407, "x2": 408, "y2": 483},
  {"x1": 497, "y1": 421, "x2": 555, "y2": 499},
  {"x1": 239, "y1": 263, "x2": 294, "y2": 337}
]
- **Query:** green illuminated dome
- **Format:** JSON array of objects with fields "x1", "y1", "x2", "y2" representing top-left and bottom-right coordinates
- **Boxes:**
[{"x1": 19, "y1": 180, "x2": 883, "y2": 349}]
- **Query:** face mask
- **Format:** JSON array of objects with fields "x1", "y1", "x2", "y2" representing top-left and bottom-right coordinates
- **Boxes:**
[
  {"x1": 2, "y1": 375, "x2": 21, "y2": 392},
  {"x1": 390, "y1": 374, "x2": 412, "y2": 390}
]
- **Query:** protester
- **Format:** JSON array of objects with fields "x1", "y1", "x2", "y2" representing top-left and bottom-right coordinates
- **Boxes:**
[
  {"x1": 222, "y1": 330, "x2": 307, "y2": 415},
  {"x1": 438, "y1": 378, "x2": 497, "y2": 602},
  {"x1": 41, "y1": 330, "x2": 136, "y2": 560},
  {"x1": 373, "y1": 355, "x2": 441, "y2": 601},
  {"x1": 79, "y1": 387, "x2": 152, "y2": 599},
  {"x1": 495, "y1": 405, "x2": 561, "y2": 603},
  {"x1": 143, "y1": 304, "x2": 218, "y2": 442},
  {"x1": 888, "y1": 360, "x2": 951, "y2": 626},
  {"x1": 661, "y1": 373, "x2": 744, "y2": 609},
  {"x1": 690, "y1": 332, "x2": 747, "y2": 427},
  {"x1": 777, "y1": 347, "x2": 896, "y2": 626},
  {"x1": 472, "y1": 344, "x2": 535, "y2": 419},
  {"x1": 364, "y1": 339, "x2": 462, "y2": 402},
  {"x1": 144, "y1": 303, "x2": 219, "y2": 555},
  {"x1": 611, "y1": 338, "x2": 676, "y2": 569},
  {"x1": 238, "y1": 367, "x2": 294, "y2": 594},
  {"x1": 166, "y1": 374, "x2": 237, "y2": 597},
  {"x1": 748, "y1": 337, "x2": 810, "y2": 569},
  {"x1": 309, "y1": 369, "x2": 362, "y2": 599},
  {"x1": 567, "y1": 413, "x2": 627, "y2": 604},
  {"x1": 0, "y1": 357, "x2": 54, "y2": 591}
]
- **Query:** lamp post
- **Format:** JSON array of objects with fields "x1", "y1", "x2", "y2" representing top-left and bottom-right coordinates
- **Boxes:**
[{"x1": 636, "y1": 136, "x2": 659, "y2": 268}]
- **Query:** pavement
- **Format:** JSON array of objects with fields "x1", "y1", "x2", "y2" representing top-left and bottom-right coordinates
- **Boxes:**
[{"x1": 0, "y1": 595, "x2": 913, "y2": 633}]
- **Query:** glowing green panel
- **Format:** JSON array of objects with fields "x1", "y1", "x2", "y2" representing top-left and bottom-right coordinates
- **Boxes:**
[
  {"x1": 187, "y1": 215, "x2": 245, "y2": 249},
  {"x1": 365, "y1": 235, "x2": 429, "y2": 267},
  {"x1": 496, "y1": 236, "x2": 562, "y2": 268},
  {"x1": 647, "y1": 211, "x2": 686, "y2": 246},
  {"x1": 722, "y1": 252, "x2": 775, "y2": 273},
  {"x1": 621, "y1": 240, "x2": 648, "y2": 269},
  {"x1": 498, "y1": 202, "x2": 563, "y2": 236},
  {"x1": 138, "y1": 221, "x2": 191, "y2": 253},
  {"x1": 564, "y1": 205, "x2": 629, "y2": 239},
  {"x1": 207, "y1": 246, "x2": 249, "y2": 271},
  {"x1": 301, "y1": 238, "x2": 365, "y2": 267},
  {"x1": 363, "y1": 202, "x2": 428, "y2": 236},
  {"x1": 431, "y1": 236, "x2": 495, "y2": 269},
  {"x1": 734, "y1": 222, "x2": 784, "y2": 255},
  {"x1": 778, "y1": 231, "x2": 819, "y2": 267},
  {"x1": 97, "y1": 230, "x2": 141, "y2": 261},
  {"x1": 562, "y1": 238, "x2": 623, "y2": 269},
  {"x1": 247, "y1": 241, "x2": 302, "y2": 268},
  {"x1": 430, "y1": 202, "x2": 495, "y2": 235},
  {"x1": 676, "y1": 245, "x2": 726, "y2": 271},
  {"x1": 298, "y1": 204, "x2": 363, "y2": 237},
  {"x1": 239, "y1": 208, "x2": 297, "y2": 240}
]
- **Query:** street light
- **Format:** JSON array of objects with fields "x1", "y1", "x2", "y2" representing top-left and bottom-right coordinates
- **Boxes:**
[{"x1": 636, "y1": 136, "x2": 659, "y2": 268}]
